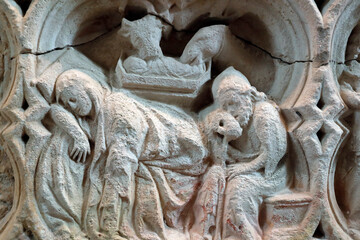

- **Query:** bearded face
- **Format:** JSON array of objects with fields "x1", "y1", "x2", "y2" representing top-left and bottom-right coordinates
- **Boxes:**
[{"x1": 218, "y1": 90, "x2": 254, "y2": 127}]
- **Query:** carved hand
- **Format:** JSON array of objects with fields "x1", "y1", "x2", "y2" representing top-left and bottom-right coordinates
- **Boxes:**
[
  {"x1": 226, "y1": 162, "x2": 260, "y2": 180},
  {"x1": 50, "y1": 104, "x2": 91, "y2": 163},
  {"x1": 71, "y1": 135, "x2": 90, "y2": 163},
  {"x1": 227, "y1": 163, "x2": 246, "y2": 180}
]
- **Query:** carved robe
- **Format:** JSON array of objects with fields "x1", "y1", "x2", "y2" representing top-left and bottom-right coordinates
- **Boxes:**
[
  {"x1": 85, "y1": 91, "x2": 207, "y2": 239},
  {"x1": 36, "y1": 127, "x2": 86, "y2": 238},
  {"x1": 222, "y1": 101, "x2": 287, "y2": 240}
]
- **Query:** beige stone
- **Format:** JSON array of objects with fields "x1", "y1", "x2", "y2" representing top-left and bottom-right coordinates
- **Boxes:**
[{"x1": 0, "y1": 0, "x2": 359, "y2": 239}]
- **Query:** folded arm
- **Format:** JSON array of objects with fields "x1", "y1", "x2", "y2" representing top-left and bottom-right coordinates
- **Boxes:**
[
  {"x1": 227, "y1": 102, "x2": 287, "y2": 179},
  {"x1": 50, "y1": 104, "x2": 90, "y2": 162}
]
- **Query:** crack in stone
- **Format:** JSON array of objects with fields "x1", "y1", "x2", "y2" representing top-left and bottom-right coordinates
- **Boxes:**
[
  {"x1": 336, "y1": 58, "x2": 359, "y2": 64},
  {"x1": 234, "y1": 35, "x2": 314, "y2": 65},
  {"x1": 320, "y1": 59, "x2": 360, "y2": 67},
  {"x1": 150, "y1": 13, "x2": 315, "y2": 65},
  {"x1": 9, "y1": 13, "x2": 357, "y2": 67},
  {"x1": 149, "y1": 14, "x2": 359, "y2": 66},
  {"x1": 10, "y1": 22, "x2": 122, "y2": 60}
]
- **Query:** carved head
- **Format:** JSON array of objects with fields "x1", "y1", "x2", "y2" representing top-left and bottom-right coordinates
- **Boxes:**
[
  {"x1": 119, "y1": 15, "x2": 164, "y2": 60},
  {"x1": 206, "y1": 109, "x2": 243, "y2": 142},
  {"x1": 212, "y1": 67, "x2": 266, "y2": 127},
  {"x1": 55, "y1": 70, "x2": 103, "y2": 117}
]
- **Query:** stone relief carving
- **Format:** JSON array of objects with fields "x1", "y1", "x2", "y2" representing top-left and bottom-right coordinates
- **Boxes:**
[
  {"x1": 37, "y1": 69, "x2": 207, "y2": 240},
  {"x1": 190, "y1": 67, "x2": 287, "y2": 240},
  {"x1": 0, "y1": 146, "x2": 14, "y2": 221},
  {"x1": 336, "y1": 24, "x2": 360, "y2": 239},
  {"x1": 118, "y1": 15, "x2": 207, "y2": 79},
  {"x1": 1, "y1": 0, "x2": 360, "y2": 240}
]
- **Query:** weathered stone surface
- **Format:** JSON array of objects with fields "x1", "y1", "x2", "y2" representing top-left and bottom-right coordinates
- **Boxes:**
[{"x1": 0, "y1": 0, "x2": 360, "y2": 239}]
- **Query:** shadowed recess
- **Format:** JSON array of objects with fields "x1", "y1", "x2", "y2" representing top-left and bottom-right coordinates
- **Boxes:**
[
  {"x1": 314, "y1": 0, "x2": 330, "y2": 13},
  {"x1": 14, "y1": 0, "x2": 32, "y2": 15},
  {"x1": 312, "y1": 222, "x2": 326, "y2": 239}
]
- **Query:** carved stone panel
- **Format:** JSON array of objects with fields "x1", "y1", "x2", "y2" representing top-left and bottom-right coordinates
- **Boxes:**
[{"x1": 0, "y1": 0, "x2": 360, "y2": 240}]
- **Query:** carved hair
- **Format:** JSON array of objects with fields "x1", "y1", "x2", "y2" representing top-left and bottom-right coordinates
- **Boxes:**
[
  {"x1": 213, "y1": 67, "x2": 267, "y2": 103},
  {"x1": 55, "y1": 70, "x2": 104, "y2": 116},
  {"x1": 218, "y1": 83, "x2": 266, "y2": 103}
]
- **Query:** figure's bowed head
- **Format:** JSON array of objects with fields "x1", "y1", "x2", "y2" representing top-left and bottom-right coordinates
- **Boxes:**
[
  {"x1": 213, "y1": 67, "x2": 267, "y2": 127},
  {"x1": 55, "y1": 70, "x2": 103, "y2": 119}
]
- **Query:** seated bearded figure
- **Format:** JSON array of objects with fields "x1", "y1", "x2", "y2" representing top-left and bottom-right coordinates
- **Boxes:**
[{"x1": 190, "y1": 67, "x2": 287, "y2": 240}]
